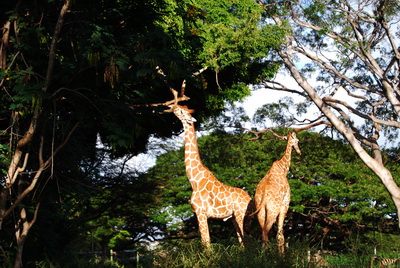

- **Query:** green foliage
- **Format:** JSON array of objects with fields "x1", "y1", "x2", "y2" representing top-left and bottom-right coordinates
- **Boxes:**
[
  {"x1": 0, "y1": 0, "x2": 287, "y2": 165},
  {"x1": 253, "y1": 97, "x2": 300, "y2": 127},
  {"x1": 303, "y1": 1, "x2": 327, "y2": 24},
  {"x1": 280, "y1": 0, "x2": 400, "y2": 145},
  {"x1": 292, "y1": 132, "x2": 397, "y2": 220},
  {"x1": 156, "y1": 0, "x2": 287, "y2": 109},
  {"x1": 149, "y1": 129, "x2": 398, "y2": 249},
  {"x1": 0, "y1": 143, "x2": 11, "y2": 175},
  {"x1": 1, "y1": 0, "x2": 287, "y2": 264}
]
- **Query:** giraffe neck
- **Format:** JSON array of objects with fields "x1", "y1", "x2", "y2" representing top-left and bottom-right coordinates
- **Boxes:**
[
  {"x1": 181, "y1": 121, "x2": 208, "y2": 188},
  {"x1": 276, "y1": 140, "x2": 293, "y2": 173}
]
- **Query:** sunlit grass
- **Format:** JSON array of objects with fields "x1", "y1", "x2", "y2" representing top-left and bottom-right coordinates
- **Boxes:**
[
  {"x1": 153, "y1": 238, "x2": 312, "y2": 268},
  {"x1": 28, "y1": 234, "x2": 400, "y2": 267},
  {"x1": 149, "y1": 236, "x2": 395, "y2": 268}
]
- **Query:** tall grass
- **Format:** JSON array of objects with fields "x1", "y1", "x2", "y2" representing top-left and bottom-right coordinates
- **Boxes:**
[
  {"x1": 150, "y1": 236, "x2": 396, "y2": 268},
  {"x1": 24, "y1": 233, "x2": 400, "y2": 267},
  {"x1": 153, "y1": 238, "x2": 314, "y2": 268}
]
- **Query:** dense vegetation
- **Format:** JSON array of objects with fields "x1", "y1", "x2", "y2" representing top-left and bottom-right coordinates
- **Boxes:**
[
  {"x1": 148, "y1": 129, "x2": 400, "y2": 251},
  {"x1": 0, "y1": 0, "x2": 284, "y2": 266},
  {"x1": 1, "y1": 0, "x2": 399, "y2": 267}
]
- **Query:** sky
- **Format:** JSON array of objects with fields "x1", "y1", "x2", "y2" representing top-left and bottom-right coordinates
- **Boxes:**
[
  {"x1": 241, "y1": 85, "x2": 295, "y2": 119},
  {"x1": 240, "y1": 71, "x2": 322, "y2": 126},
  {"x1": 129, "y1": 71, "x2": 304, "y2": 172},
  {"x1": 127, "y1": 67, "x2": 397, "y2": 173}
]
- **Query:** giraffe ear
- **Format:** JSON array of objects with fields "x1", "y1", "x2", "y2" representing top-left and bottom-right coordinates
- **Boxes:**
[{"x1": 188, "y1": 109, "x2": 195, "y2": 114}]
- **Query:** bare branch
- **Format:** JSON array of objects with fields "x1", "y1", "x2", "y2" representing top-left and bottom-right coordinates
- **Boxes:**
[
  {"x1": 44, "y1": 0, "x2": 71, "y2": 91},
  {"x1": 2, "y1": 122, "x2": 79, "y2": 221},
  {"x1": 0, "y1": 20, "x2": 11, "y2": 69},
  {"x1": 29, "y1": 202, "x2": 41, "y2": 228},
  {"x1": 242, "y1": 120, "x2": 331, "y2": 143},
  {"x1": 38, "y1": 131, "x2": 44, "y2": 166},
  {"x1": 341, "y1": 84, "x2": 369, "y2": 101},
  {"x1": 263, "y1": 80, "x2": 309, "y2": 99},
  {"x1": 241, "y1": 127, "x2": 286, "y2": 140},
  {"x1": 378, "y1": 3, "x2": 400, "y2": 63},
  {"x1": 292, "y1": 120, "x2": 332, "y2": 133},
  {"x1": 3, "y1": 167, "x2": 44, "y2": 221},
  {"x1": 274, "y1": 0, "x2": 400, "y2": 227},
  {"x1": 131, "y1": 65, "x2": 208, "y2": 112},
  {"x1": 292, "y1": 46, "x2": 378, "y2": 94},
  {"x1": 128, "y1": 92, "x2": 190, "y2": 112},
  {"x1": 180, "y1": 80, "x2": 187, "y2": 98},
  {"x1": 323, "y1": 97, "x2": 400, "y2": 128},
  {"x1": 43, "y1": 122, "x2": 79, "y2": 169},
  {"x1": 192, "y1": 66, "x2": 208, "y2": 76},
  {"x1": 10, "y1": 153, "x2": 29, "y2": 186}
]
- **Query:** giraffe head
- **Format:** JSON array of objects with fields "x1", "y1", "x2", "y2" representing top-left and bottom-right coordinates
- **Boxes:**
[
  {"x1": 286, "y1": 131, "x2": 301, "y2": 155},
  {"x1": 171, "y1": 105, "x2": 197, "y2": 124}
]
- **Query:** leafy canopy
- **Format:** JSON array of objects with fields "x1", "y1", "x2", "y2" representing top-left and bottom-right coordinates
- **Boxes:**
[{"x1": 147, "y1": 128, "x2": 399, "y2": 248}]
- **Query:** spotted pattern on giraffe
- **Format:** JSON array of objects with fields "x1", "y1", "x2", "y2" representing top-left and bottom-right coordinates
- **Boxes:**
[
  {"x1": 254, "y1": 131, "x2": 301, "y2": 255},
  {"x1": 171, "y1": 105, "x2": 251, "y2": 247}
]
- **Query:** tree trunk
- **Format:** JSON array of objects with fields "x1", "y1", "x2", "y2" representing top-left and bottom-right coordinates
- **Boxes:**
[
  {"x1": 0, "y1": 20, "x2": 10, "y2": 69},
  {"x1": 277, "y1": 42, "x2": 400, "y2": 227},
  {"x1": 0, "y1": 1, "x2": 73, "y2": 265},
  {"x1": 13, "y1": 204, "x2": 40, "y2": 268}
]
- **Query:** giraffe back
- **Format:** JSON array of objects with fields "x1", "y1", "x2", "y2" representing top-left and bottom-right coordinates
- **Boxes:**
[
  {"x1": 190, "y1": 170, "x2": 251, "y2": 219},
  {"x1": 254, "y1": 131, "x2": 301, "y2": 214}
]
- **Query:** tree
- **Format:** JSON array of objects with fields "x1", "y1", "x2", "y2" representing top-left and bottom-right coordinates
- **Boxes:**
[
  {"x1": 1, "y1": 2, "x2": 75, "y2": 267},
  {"x1": 65, "y1": 151, "x2": 162, "y2": 258},
  {"x1": 0, "y1": 0, "x2": 285, "y2": 265},
  {"x1": 148, "y1": 128, "x2": 399, "y2": 249},
  {"x1": 258, "y1": 0, "x2": 400, "y2": 226}
]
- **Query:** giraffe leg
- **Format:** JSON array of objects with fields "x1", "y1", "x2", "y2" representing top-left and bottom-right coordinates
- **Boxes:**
[
  {"x1": 196, "y1": 213, "x2": 210, "y2": 247},
  {"x1": 277, "y1": 199, "x2": 289, "y2": 256},
  {"x1": 276, "y1": 212, "x2": 286, "y2": 256},
  {"x1": 256, "y1": 207, "x2": 269, "y2": 247},
  {"x1": 232, "y1": 214, "x2": 245, "y2": 246},
  {"x1": 262, "y1": 210, "x2": 279, "y2": 248}
]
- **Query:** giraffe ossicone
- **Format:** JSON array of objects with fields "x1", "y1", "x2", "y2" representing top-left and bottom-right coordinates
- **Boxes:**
[
  {"x1": 171, "y1": 104, "x2": 251, "y2": 247},
  {"x1": 254, "y1": 131, "x2": 301, "y2": 255}
]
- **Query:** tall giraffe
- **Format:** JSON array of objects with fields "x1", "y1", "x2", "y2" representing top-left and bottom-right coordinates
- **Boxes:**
[
  {"x1": 171, "y1": 105, "x2": 251, "y2": 247},
  {"x1": 253, "y1": 131, "x2": 301, "y2": 255}
]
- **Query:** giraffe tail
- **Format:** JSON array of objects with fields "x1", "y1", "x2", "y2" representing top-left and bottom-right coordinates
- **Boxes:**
[
  {"x1": 249, "y1": 207, "x2": 261, "y2": 217},
  {"x1": 249, "y1": 194, "x2": 266, "y2": 217}
]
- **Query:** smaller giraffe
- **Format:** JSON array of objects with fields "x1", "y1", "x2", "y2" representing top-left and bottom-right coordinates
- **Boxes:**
[
  {"x1": 253, "y1": 131, "x2": 301, "y2": 255},
  {"x1": 170, "y1": 104, "x2": 252, "y2": 247}
]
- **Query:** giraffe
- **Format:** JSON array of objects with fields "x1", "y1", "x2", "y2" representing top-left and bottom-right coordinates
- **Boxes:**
[
  {"x1": 253, "y1": 131, "x2": 301, "y2": 255},
  {"x1": 170, "y1": 104, "x2": 252, "y2": 247}
]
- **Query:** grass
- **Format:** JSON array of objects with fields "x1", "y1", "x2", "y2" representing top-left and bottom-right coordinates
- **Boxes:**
[
  {"x1": 151, "y1": 238, "x2": 341, "y2": 267},
  {"x1": 23, "y1": 234, "x2": 400, "y2": 267},
  {"x1": 149, "y1": 237, "x2": 400, "y2": 268}
]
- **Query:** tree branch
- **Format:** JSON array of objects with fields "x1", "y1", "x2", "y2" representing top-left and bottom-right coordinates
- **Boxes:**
[
  {"x1": 263, "y1": 80, "x2": 309, "y2": 99},
  {"x1": 2, "y1": 122, "x2": 79, "y2": 221},
  {"x1": 323, "y1": 97, "x2": 400, "y2": 128},
  {"x1": 241, "y1": 127, "x2": 286, "y2": 140},
  {"x1": 242, "y1": 120, "x2": 331, "y2": 141},
  {"x1": 43, "y1": 0, "x2": 71, "y2": 92}
]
